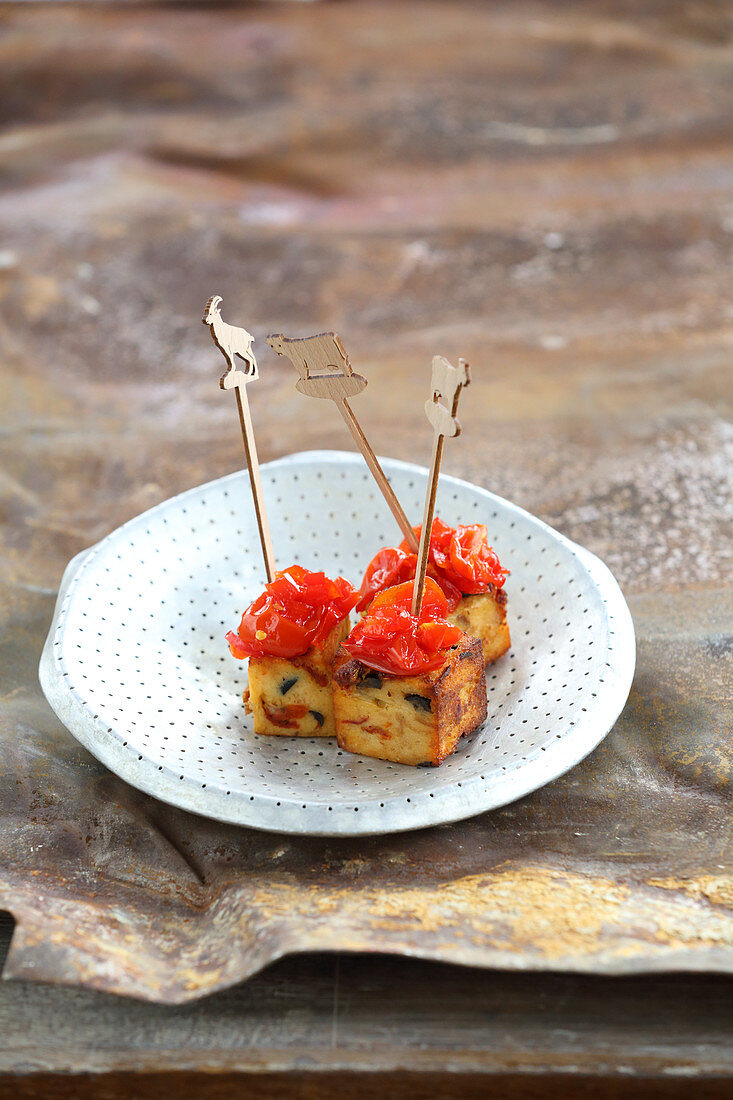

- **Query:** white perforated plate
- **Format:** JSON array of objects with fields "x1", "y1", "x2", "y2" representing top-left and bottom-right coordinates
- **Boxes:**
[{"x1": 40, "y1": 450, "x2": 634, "y2": 836}]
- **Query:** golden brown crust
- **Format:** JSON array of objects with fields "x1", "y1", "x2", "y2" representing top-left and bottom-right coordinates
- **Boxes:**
[
  {"x1": 448, "y1": 590, "x2": 510, "y2": 665},
  {"x1": 333, "y1": 654, "x2": 434, "y2": 693},
  {"x1": 333, "y1": 657, "x2": 367, "y2": 689},
  {"x1": 433, "y1": 636, "x2": 487, "y2": 763},
  {"x1": 333, "y1": 636, "x2": 486, "y2": 766},
  {"x1": 245, "y1": 618, "x2": 349, "y2": 737}
]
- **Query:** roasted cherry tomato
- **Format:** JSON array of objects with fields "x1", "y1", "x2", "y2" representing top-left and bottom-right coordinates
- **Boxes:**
[
  {"x1": 343, "y1": 578, "x2": 463, "y2": 676},
  {"x1": 226, "y1": 564, "x2": 357, "y2": 660},
  {"x1": 356, "y1": 518, "x2": 507, "y2": 612},
  {"x1": 425, "y1": 518, "x2": 507, "y2": 594}
]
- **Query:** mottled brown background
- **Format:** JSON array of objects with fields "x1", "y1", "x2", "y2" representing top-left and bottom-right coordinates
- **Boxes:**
[{"x1": 0, "y1": 0, "x2": 732, "y2": 1095}]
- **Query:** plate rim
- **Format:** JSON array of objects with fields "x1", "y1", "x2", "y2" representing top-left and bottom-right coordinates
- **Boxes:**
[{"x1": 39, "y1": 449, "x2": 636, "y2": 837}]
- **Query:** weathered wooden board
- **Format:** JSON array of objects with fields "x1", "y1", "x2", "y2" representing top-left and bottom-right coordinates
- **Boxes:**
[
  {"x1": 1, "y1": 913, "x2": 732, "y2": 1095},
  {"x1": 0, "y1": 0, "x2": 731, "y2": 1026}
]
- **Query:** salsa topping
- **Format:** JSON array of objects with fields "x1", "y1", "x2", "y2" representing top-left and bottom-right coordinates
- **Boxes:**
[
  {"x1": 342, "y1": 578, "x2": 464, "y2": 676},
  {"x1": 356, "y1": 518, "x2": 508, "y2": 613},
  {"x1": 227, "y1": 564, "x2": 357, "y2": 660}
]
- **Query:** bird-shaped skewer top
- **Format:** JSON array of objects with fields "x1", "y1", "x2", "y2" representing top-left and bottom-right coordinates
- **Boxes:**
[
  {"x1": 425, "y1": 356, "x2": 471, "y2": 438},
  {"x1": 411, "y1": 355, "x2": 471, "y2": 616}
]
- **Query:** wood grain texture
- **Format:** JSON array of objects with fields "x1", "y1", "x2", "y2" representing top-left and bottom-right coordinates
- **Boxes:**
[
  {"x1": 0, "y1": 916, "x2": 731, "y2": 1090},
  {"x1": 204, "y1": 294, "x2": 275, "y2": 580},
  {"x1": 267, "y1": 330, "x2": 418, "y2": 548},
  {"x1": 412, "y1": 355, "x2": 469, "y2": 613},
  {"x1": 0, "y1": 0, "x2": 732, "y2": 1090},
  {"x1": 204, "y1": 295, "x2": 258, "y2": 389},
  {"x1": 3, "y1": 1072, "x2": 732, "y2": 1100}
]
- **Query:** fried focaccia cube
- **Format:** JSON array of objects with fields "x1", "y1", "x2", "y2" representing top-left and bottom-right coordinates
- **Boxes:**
[
  {"x1": 333, "y1": 635, "x2": 487, "y2": 766},
  {"x1": 244, "y1": 618, "x2": 349, "y2": 737},
  {"x1": 448, "y1": 587, "x2": 510, "y2": 665}
]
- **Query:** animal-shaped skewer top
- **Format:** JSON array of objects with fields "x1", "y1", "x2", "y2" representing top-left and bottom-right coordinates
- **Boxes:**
[
  {"x1": 425, "y1": 356, "x2": 471, "y2": 438},
  {"x1": 267, "y1": 332, "x2": 366, "y2": 402},
  {"x1": 268, "y1": 329, "x2": 417, "y2": 552},
  {"x1": 411, "y1": 355, "x2": 471, "y2": 616},
  {"x1": 203, "y1": 295, "x2": 259, "y2": 390},
  {"x1": 204, "y1": 294, "x2": 274, "y2": 581}
]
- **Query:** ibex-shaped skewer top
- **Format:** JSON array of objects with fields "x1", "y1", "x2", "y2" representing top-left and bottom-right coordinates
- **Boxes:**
[
  {"x1": 204, "y1": 294, "x2": 274, "y2": 582},
  {"x1": 203, "y1": 295, "x2": 259, "y2": 390}
]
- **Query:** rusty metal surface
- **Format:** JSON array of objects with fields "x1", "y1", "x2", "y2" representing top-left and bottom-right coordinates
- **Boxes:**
[{"x1": 0, "y1": 0, "x2": 731, "y2": 1002}]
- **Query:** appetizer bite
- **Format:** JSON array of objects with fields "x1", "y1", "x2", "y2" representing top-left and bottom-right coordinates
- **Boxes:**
[
  {"x1": 227, "y1": 565, "x2": 357, "y2": 737},
  {"x1": 356, "y1": 518, "x2": 510, "y2": 665},
  {"x1": 333, "y1": 579, "x2": 487, "y2": 766}
]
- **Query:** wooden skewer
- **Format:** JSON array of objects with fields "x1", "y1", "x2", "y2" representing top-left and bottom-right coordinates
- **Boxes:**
[
  {"x1": 232, "y1": 386, "x2": 276, "y2": 583},
  {"x1": 267, "y1": 331, "x2": 418, "y2": 552},
  {"x1": 334, "y1": 396, "x2": 418, "y2": 551},
  {"x1": 203, "y1": 295, "x2": 276, "y2": 583},
  {"x1": 411, "y1": 356, "x2": 471, "y2": 617}
]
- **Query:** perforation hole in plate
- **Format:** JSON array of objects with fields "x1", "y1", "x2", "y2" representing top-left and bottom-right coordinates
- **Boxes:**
[{"x1": 41, "y1": 451, "x2": 635, "y2": 835}]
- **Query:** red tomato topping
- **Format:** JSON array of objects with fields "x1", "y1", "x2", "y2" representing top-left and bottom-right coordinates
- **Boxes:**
[
  {"x1": 343, "y1": 578, "x2": 464, "y2": 676},
  {"x1": 226, "y1": 564, "x2": 357, "y2": 660},
  {"x1": 356, "y1": 518, "x2": 507, "y2": 612}
]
